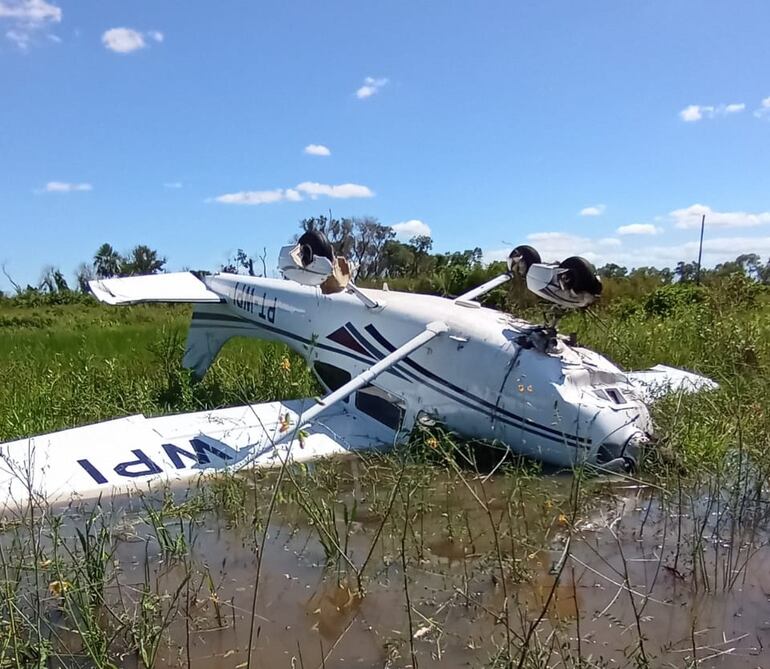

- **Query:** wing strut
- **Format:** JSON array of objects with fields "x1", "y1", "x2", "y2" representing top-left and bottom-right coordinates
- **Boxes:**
[
  {"x1": 455, "y1": 273, "x2": 511, "y2": 303},
  {"x1": 236, "y1": 320, "x2": 448, "y2": 469}
]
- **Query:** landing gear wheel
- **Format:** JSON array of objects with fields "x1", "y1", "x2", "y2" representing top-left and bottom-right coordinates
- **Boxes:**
[
  {"x1": 507, "y1": 245, "x2": 541, "y2": 275},
  {"x1": 297, "y1": 230, "x2": 334, "y2": 267},
  {"x1": 559, "y1": 256, "x2": 602, "y2": 295}
]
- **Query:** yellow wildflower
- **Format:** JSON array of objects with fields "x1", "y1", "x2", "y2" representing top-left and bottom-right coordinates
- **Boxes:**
[
  {"x1": 279, "y1": 413, "x2": 292, "y2": 433},
  {"x1": 48, "y1": 580, "x2": 71, "y2": 597}
]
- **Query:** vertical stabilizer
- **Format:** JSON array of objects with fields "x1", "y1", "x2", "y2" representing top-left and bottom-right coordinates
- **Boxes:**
[{"x1": 184, "y1": 303, "x2": 254, "y2": 378}]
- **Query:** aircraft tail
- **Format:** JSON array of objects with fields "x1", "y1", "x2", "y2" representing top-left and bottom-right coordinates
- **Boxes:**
[
  {"x1": 183, "y1": 302, "x2": 261, "y2": 378},
  {"x1": 89, "y1": 273, "x2": 245, "y2": 378}
]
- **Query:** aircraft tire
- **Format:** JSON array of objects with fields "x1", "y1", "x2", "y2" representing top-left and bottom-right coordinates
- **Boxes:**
[
  {"x1": 508, "y1": 245, "x2": 541, "y2": 275},
  {"x1": 559, "y1": 256, "x2": 603, "y2": 295},
  {"x1": 297, "y1": 230, "x2": 334, "y2": 267}
]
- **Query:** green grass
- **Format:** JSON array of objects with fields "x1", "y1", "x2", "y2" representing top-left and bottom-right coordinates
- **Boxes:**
[
  {"x1": 558, "y1": 279, "x2": 770, "y2": 476},
  {"x1": 0, "y1": 302, "x2": 317, "y2": 442}
]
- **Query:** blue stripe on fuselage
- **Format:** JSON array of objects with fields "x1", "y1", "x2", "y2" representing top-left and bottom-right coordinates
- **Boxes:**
[
  {"x1": 190, "y1": 311, "x2": 588, "y2": 450},
  {"x1": 362, "y1": 323, "x2": 590, "y2": 449}
]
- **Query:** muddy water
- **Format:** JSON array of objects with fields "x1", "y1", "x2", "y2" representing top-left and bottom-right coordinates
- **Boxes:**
[{"x1": 4, "y1": 458, "x2": 770, "y2": 668}]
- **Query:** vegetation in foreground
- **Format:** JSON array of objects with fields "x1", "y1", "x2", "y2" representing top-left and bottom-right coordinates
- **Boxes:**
[{"x1": 1, "y1": 254, "x2": 769, "y2": 667}]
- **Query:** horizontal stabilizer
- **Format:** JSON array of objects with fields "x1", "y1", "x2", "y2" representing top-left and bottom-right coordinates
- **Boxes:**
[
  {"x1": 89, "y1": 272, "x2": 222, "y2": 305},
  {"x1": 627, "y1": 364, "x2": 718, "y2": 401}
]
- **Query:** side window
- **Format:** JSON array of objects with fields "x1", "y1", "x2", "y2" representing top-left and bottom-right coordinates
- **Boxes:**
[
  {"x1": 355, "y1": 386, "x2": 405, "y2": 430},
  {"x1": 313, "y1": 361, "x2": 351, "y2": 392}
]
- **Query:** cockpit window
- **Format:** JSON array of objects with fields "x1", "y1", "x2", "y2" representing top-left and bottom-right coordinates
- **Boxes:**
[
  {"x1": 313, "y1": 361, "x2": 351, "y2": 392},
  {"x1": 355, "y1": 386, "x2": 405, "y2": 430}
]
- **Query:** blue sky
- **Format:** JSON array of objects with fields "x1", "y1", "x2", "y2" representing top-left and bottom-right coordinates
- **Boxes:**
[{"x1": 1, "y1": 0, "x2": 769, "y2": 290}]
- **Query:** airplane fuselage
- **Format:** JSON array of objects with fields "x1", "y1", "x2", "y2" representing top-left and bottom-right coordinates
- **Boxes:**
[{"x1": 186, "y1": 274, "x2": 650, "y2": 469}]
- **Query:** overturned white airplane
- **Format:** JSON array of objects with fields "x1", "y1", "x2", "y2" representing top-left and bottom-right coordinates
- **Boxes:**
[{"x1": 0, "y1": 234, "x2": 715, "y2": 506}]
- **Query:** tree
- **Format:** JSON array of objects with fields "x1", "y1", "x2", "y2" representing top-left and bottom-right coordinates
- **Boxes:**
[
  {"x1": 75, "y1": 262, "x2": 95, "y2": 293},
  {"x1": 597, "y1": 263, "x2": 628, "y2": 279},
  {"x1": 222, "y1": 249, "x2": 257, "y2": 275},
  {"x1": 298, "y1": 215, "x2": 394, "y2": 279},
  {"x1": 408, "y1": 235, "x2": 434, "y2": 276},
  {"x1": 122, "y1": 245, "x2": 166, "y2": 275},
  {"x1": 351, "y1": 217, "x2": 395, "y2": 279},
  {"x1": 759, "y1": 258, "x2": 770, "y2": 285},
  {"x1": 736, "y1": 253, "x2": 763, "y2": 280},
  {"x1": 93, "y1": 243, "x2": 122, "y2": 279},
  {"x1": 380, "y1": 240, "x2": 416, "y2": 278},
  {"x1": 300, "y1": 216, "x2": 355, "y2": 257},
  {"x1": 38, "y1": 266, "x2": 69, "y2": 292},
  {"x1": 675, "y1": 261, "x2": 699, "y2": 283},
  {"x1": 628, "y1": 266, "x2": 673, "y2": 284}
]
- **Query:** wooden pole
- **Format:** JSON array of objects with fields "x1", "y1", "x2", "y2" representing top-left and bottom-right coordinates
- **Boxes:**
[{"x1": 696, "y1": 213, "x2": 706, "y2": 284}]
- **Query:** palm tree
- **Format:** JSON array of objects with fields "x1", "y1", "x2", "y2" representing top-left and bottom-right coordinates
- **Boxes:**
[
  {"x1": 122, "y1": 245, "x2": 166, "y2": 275},
  {"x1": 93, "y1": 243, "x2": 122, "y2": 278}
]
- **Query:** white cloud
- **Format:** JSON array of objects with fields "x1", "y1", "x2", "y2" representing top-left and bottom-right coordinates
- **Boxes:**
[
  {"x1": 485, "y1": 200, "x2": 770, "y2": 270},
  {"x1": 485, "y1": 232, "x2": 770, "y2": 270},
  {"x1": 679, "y1": 105, "x2": 702, "y2": 122},
  {"x1": 0, "y1": 0, "x2": 60, "y2": 20},
  {"x1": 616, "y1": 223, "x2": 661, "y2": 236},
  {"x1": 102, "y1": 27, "x2": 144, "y2": 53},
  {"x1": 213, "y1": 181, "x2": 374, "y2": 205},
  {"x1": 44, "y1": 181, "x2": 92, "y2": 192},
  {"x1": 295, "y1": 181, "x2": 373, "y2": 199},
  {"x1": 0, "y1": 0, "x2": 61, "y2": 49},
  {"x1": 670, "y1": 204, "x2": 770, "y2": 229},
  {"x1": 392, "y1": 219, "x2": 431, "y2": 239},
  {"x1": 754, "y1": 96, "x2": 770, "y2": 120},
  {"x1": 679, "y1": 102, "x2": 745, "y2": 122},
  {"x1": 163, "y1": 181, "x2": 182, "y2": 189},
  {"x1": 304, "y1": 144, "x2": 331, "y2": 157},
  {"x1": 632, "y1": 237, "x2": 770, "y2": 266},
  {"x1": 522, "y1": 232, "x2": 621, "y2": 265},
  {"x1": 356, "y1": 76, "x2": 388, "y2": 99},
  {"x1": 579, "y1": 204, "x2": 605, "y2": 216},
  {"x1": 5, "y1": 28, "x2": 28, "y2": 47},
  {"x1": 102, "y1": 27, "x2": 162, "y2": 53},
  {"x1": 214, "y1": 189, "x2": 287, "y2": 205}
]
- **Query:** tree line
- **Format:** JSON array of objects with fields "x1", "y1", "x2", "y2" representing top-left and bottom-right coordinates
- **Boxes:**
[
  {"x1": 2, "y1": 215, "x2": 769, "y2": 304},
  {"x1": 2, "y1": 243, "x2": 167, "y2": 297}
]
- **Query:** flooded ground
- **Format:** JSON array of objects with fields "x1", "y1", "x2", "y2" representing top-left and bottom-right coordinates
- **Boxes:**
[{"x1": 2, "y1": 454, "x2": 770, "y2": 668}]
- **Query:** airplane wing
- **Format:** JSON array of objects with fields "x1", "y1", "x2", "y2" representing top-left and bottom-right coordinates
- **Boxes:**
[
  {"x1": 626, "y1": 364, "x2": 718, "y2": 402},
  {"x1": 89, "y1": 272, "x2": 222, "y2": 305},
  {"x1": 0, "y1": 400, "x2": 396, "y2": 509},
  {"x1": 0, "y1": 321, "x2": 449, "y2": 507}
]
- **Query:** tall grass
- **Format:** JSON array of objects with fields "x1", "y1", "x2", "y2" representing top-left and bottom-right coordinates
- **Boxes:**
[{"x1": 0, "y1": 304, "x2": 317, "y2": 442}]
